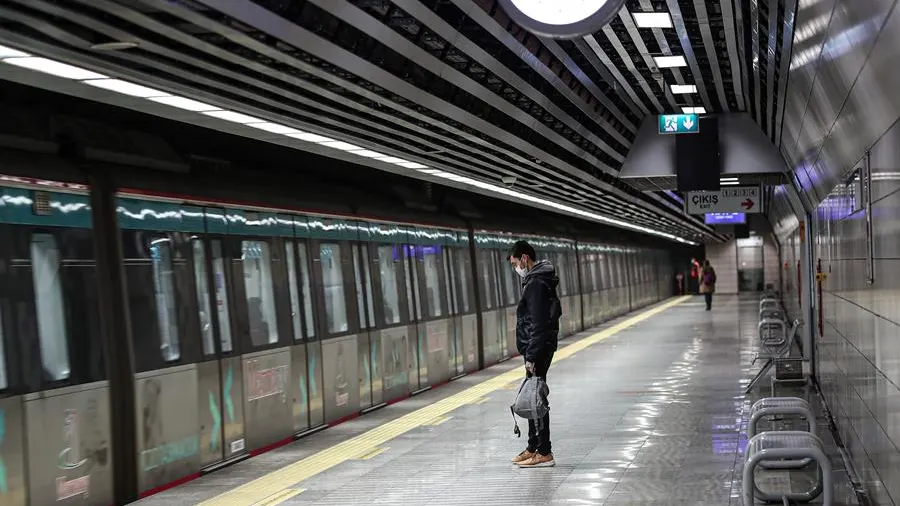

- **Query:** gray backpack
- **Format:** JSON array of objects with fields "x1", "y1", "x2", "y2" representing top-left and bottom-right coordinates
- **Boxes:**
[{"x1": 509, "y1": 376, "x2": 550, "y2": 437}]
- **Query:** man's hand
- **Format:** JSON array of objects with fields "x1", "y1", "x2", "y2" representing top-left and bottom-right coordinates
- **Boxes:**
[{"x1": 525, "y1": 361, "x2": 535, "y2": 374}]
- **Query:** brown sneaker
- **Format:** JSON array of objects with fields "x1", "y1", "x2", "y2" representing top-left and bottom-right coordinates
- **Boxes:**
[
  {"x1": 511, "y1": 450, "x2": 535, "y2": 464},
  {"x1": 517, "y1": 452, "x2": 555, "y2": 468}
]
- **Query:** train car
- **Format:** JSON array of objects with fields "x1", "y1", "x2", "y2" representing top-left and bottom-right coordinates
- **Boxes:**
[{"x1": 0, "y1": 174, "x2": 674, "y2": 505}]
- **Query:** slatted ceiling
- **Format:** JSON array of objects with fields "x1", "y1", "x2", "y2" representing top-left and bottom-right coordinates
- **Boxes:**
[{"x1": 0, "y1": 0, "x2": 793, "y2": 242}]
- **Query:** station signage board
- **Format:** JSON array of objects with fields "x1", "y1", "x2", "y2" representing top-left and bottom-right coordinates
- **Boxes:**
[
  {"x1": 685, "y1": 186, "x2": 761, "y2": 214},
  {"x1": 658, "y1": 114, "x2": 699, "y2": 135},
  {"x1": 704, "y1": 212, "x2": 746, "y2": 225}
]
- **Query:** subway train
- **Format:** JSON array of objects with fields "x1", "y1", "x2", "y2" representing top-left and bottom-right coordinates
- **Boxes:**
[{"x1": 0, "y1": 174, "x2": 673, "y2": 505}]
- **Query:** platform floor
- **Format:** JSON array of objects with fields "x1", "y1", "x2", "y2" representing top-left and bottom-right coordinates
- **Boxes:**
[{"x1": 135, "y1": 295, "x2": 862, "y2": 506}]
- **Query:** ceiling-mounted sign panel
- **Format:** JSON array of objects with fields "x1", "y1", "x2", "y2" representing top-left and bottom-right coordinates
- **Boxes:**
[
  {"x1": 658, "y1": 114, "x2": 699, "y2": 135},
  {"x1": 685, "y1": 186, "x2": 761, "y2": 214},
  {"x1": 704, "y1": 212, "x2": 746, "y2": 225},
  {"x1": 497, "y1": 0, "x2": 627, "y2": 39}
]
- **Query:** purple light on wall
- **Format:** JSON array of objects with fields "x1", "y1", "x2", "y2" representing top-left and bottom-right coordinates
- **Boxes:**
[{"x1": 664, "y1": 190, "x2": 684, "y2": 205}]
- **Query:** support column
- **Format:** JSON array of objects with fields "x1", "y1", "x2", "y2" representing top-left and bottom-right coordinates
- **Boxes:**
[{"x1": 87, "y1": 170, "x2": 138, "y2": 504}]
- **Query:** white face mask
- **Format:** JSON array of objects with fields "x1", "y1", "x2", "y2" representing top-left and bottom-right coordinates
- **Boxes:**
[{"x1": 515, "y1": 265, "x2": 528, "y2": 278}]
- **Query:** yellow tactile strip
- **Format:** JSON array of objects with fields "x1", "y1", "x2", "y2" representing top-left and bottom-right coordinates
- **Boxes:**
[{"x1": 200, "y1": 296, "x2": 689, "y2": 506}]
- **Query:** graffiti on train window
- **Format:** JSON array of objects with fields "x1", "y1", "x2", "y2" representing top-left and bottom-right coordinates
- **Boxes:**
[
  {"x1": 0, "y1": 308, "x2": 6, "y2": 389},
  {"x1": 192, "y1": 239, "x2": 215, "y2": 356},
  {"x1": 320, "y1": 244, "x2": 348, "y2": 334},
  {"x1": 423, "y1": 246, "x2": 444, "y2": 318},
  {"x1": 242, "y1": 241, "x2": 279, "y2": 346},
  {"x1": 285, "y1": 241, "x2": 304, "y2": 341},
  {"x1": 31, "y1": 233, "x2": 72, "y2": 380},
  {"x1": 211, "y1": 240, "x2": 233, "y2": 353},
  {"x1": 377, "y1": 246, "x2": 401, "y2": 325},
  {"x1": 296, "y1": 243, "x2": 315, "y2": 339},
  {"x1": 148, "y1": 237, "x2": 181, "y2": 362},
  {"x1": 454, "y1": 249, "x2": 472, "y2": 313}
]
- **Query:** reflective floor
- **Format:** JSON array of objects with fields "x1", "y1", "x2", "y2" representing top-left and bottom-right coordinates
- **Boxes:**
[{"x1": 135, "y1": 295, "x2": 861, "y2": 506}]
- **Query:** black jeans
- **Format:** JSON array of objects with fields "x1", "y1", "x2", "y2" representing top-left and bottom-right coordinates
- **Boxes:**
[
  {"x1": 526, "y1": 352, "x2": 554, "y2": 455},
  {"x1": 704, "y1": 292, "x2": 713, "y2": 310}
]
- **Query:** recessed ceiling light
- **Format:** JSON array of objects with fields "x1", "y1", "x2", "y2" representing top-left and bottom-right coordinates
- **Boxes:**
[
  {"x1": 0, "y1": 44, "x2": 29, "y2": 58},
  {"x1": 670, "y1": 84, "x2": 697, "y2": 94},
  {"x1": 287, "y1": 132, "x2": 333, "y2": 143},
  {"x1": 3, "y1": 57, "x2": 107, "y2": 80},
  {"x1": 654, "y1": 55, "x2": 687, "y2": 68},
  {"x1": 720, "y1": 177, "x2": 738, "y2": 182},
  {"x1": 720, "y1": 180, "x2": 740, "y2": 185},
  {"x1": 632, "y1": 12, "x2": 673, "y2": 28},
  {"x1": 682, "y1": 106, "x2": 706, "y2": 114},
  {"x1": 202, "y1": 110, "x2": 263, "y2": 124},
  {"x1": 83, "y1": 78, "x2": 170, "y2": 98},
  {"x1": 245, "y1": 122, "x2": 302, "y2": 135},
  {"x1": 149, "y1": 96, "x2": 220, "y2": 112}
]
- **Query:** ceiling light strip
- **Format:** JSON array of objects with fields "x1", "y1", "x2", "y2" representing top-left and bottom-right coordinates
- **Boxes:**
[{"x1": 0, "y1": 43, "x2": 696, "y2": 245}]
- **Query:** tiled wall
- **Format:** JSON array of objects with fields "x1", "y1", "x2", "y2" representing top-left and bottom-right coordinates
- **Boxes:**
[
  {"x1": 811, "y1": 120, "x2": 900, "y2": 506},
  {"x1": 705, "y1": 240, "x2": 738, "y2": 294}
]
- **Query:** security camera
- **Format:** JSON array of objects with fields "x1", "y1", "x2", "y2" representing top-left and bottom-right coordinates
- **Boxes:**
[{"x1": 501, "y1": 175, "x2": 517, "y2": 187}]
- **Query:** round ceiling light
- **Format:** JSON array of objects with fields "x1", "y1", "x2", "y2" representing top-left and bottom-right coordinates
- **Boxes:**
[{"x1": 498, "y1": 0, "x2": 627, "y2": 39}]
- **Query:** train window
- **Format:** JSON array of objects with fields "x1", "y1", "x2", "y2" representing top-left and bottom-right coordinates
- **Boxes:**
[
  {"x1": 423, "y1": 246, "x2": 443, "y2": 318},
  {"x1": 297, "y1": 243, "x2": 315, "y2": 339},
  {"x1": 148, "y1": 237, "x2": 181, "y2": 362},
  {"x1": 406, "y1": 248, "x2": 422, "y2": 321},
  {"x1": 211, "y1": 240, "x2": 234, "y2": 353},
  {"x1": 285, "y1": 241, "x2": 304, "y2": 341},
  {"x1": 352, "y1": 244, "x2": 373, "y2": 328},
  {"x1": 360, "y1": 246, "x2": 375, "y2": 327},
  {"x1": 242, "y1": 240, "x2": 279, "y2": 346},
  {"x1": 377, "y1": 246, "x2": 401, "y2": 325},
  {"x1": 31, "y1": 233, "x2": 72, "y2": 380},
  {"x1": 0, "y1": 309, "x2": 6, "y2": 389},
  {"x1": 192, "y1": 239, "x2": 216, "y2": 356},
  {"x1": 501, "y1": 252, "x2": 517, "y2": 306},
  {"x1": 477, "y1": 250, "x2": 495, "y2": 310},
  {"x1": 455, "y1": 249, "x2": 471, "y2": 313},
  {"x1": 443, "y1": 249, "x2": 457, "y2": 315},
  {"x1": 320, "y1": 243, "x2": 349, "y2": 334}
]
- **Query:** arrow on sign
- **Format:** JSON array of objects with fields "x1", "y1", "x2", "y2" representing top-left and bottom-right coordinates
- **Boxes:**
[
  {"x1": 741, "y1": 199, "x2": 755, "y2": 210},
  {"x1": 683, "y1": 116, "x2": 695, "y2": 130}
]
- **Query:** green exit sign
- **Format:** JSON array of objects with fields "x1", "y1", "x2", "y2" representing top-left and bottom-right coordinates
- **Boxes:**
[{"x1": 658, "y1": 114, "x2": 699, "y2": 134}]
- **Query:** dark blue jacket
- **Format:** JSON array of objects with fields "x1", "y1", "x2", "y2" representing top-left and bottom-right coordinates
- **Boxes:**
[{"x1": 515, "y1": 260, "x2": 562, "y2": 362}]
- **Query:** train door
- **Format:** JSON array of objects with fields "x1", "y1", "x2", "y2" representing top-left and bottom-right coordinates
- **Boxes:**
[
  {"x1": 283, "y1": 237, "x2": 320, "y2": 433},
  {"x1": 351, "y1": 241, "x2": 377, "y2": 410},
  {"x1": 402, "y1": 244, "x2": 427, "y2": 392},
  {"x1": 444, "y1": 247, "x2": 464, "y2": 376},
  {"x1": 195, "y1": 234, "x2": 247, "y2": 466}
]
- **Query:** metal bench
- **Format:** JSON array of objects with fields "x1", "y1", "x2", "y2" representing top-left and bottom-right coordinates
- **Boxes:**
[
  {"x1": 758, "y1": 317, "x2": 787, "y2": 346},
  {"x1": 743, "y1": 431, "x2": 832, "y2": 505},
  {"x1": 746, "y1": 320, "x2": 803, "y2": 394},
  {"x1": 749, "y1": 397, "x2": 816, "y2": 469}
]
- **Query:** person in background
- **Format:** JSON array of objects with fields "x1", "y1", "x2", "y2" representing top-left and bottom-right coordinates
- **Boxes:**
[
  {"x1": 699, "y1": 260, "x2": 717, "y2": 310},
  {"x1": 507, "y1": 240, "x2": 561, "y2": 468}
]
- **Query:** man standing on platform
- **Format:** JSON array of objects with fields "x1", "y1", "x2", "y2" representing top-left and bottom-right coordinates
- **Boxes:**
[{"x1": 508, "y1": 240, "x2": 561, "y2": 468}]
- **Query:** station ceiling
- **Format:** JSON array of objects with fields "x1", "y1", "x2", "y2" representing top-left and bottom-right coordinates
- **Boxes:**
[{"x1": 0, "y1": 0, "x2": 795, "y2": 244}]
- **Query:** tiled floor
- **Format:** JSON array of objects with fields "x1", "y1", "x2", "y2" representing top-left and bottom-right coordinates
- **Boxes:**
[{"x1": 136, "y1": 295, "x2": 862, "y2": 505}]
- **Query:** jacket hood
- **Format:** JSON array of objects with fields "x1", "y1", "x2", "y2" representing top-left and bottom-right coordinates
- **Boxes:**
[{"x1": 524, "y1": 259, "x2": 559, "y2": 289}]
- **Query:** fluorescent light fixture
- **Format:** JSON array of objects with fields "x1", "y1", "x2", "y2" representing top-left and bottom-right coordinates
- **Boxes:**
[
  {"x1": 398, "y1": 162, "x2": 429, "y2": 169},
  {"x1": 351, "y1": 150, "x2": 390, "y2": 158},
  {"x1": 148, "y1": 96, "x2": 220, "y2": 112},
  {"x1": 287, "y1": 132, "x2": 333, "y2": 143},
  {"x1": 670, "y1": 84, "x2": 697, "y2": 94},
  {"x1": 418, "y1": 168, "x2": 442, "y2": 174},
  {"x1": 318, "y1": 140, "x2": 364, "y2": 151},
  {"x1": 246, "y1": 122, "x2": 302, "y2": 135},
  {"x1": 654, "y1": 55, "x2": 687, "y2": 68},
  {"x1": 83, "y1": 78, "x2": 170, "y2": 98},
  {"x1": 720, "y1": 177, "x2": 739, "y2": 182},
  {"x1": 682, "y1": 106, "x2": 706, "y2": 114},
  {"x1": 0, "y1": 44, "x2": 29, "y2": 58},
  {"x1": 632, "y1": 12, "x2": 672, "y2": 28},
  {"x1": 4, "y1": 57, "x2": 107, "y2": 80},
  {"x1": 202, "y1": 110, "x2": 263, "y2": 124},
  {"x1": 377, "y1": 157, "x2": 409, "y2": 164},
  {"x1": 721, "y1": 180, "x2": 740, "y2": 185}
]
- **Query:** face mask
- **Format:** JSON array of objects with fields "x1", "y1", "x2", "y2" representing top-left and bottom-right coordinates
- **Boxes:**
[{"x1": 515, "y1": 265, "x2": 527, "y2": 278}]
